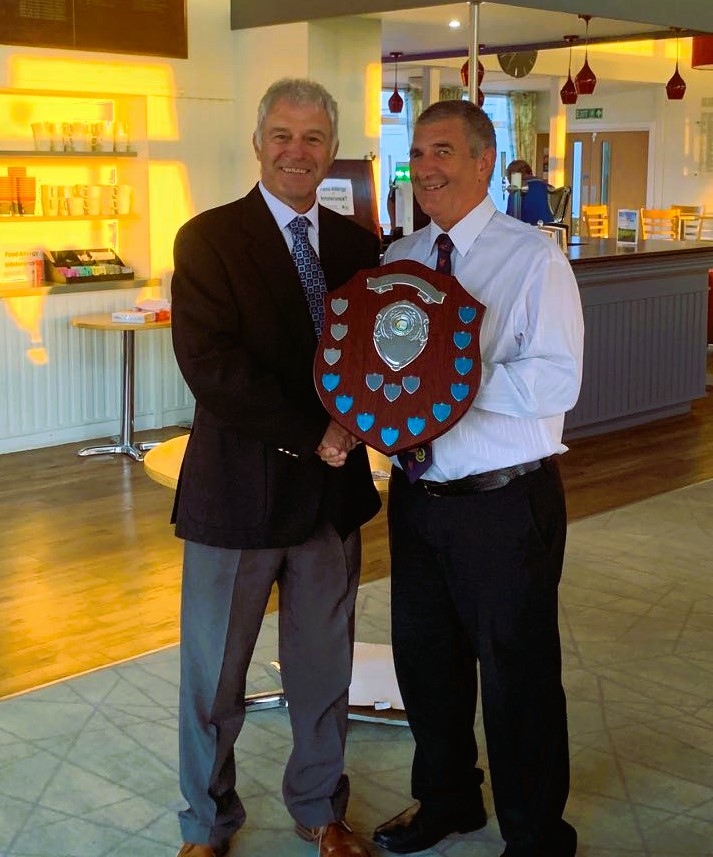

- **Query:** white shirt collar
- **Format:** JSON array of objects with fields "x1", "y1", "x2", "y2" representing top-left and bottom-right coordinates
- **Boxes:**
[
  {"x1": 427, "y1": 195, "x2": 496, "y2": 258},
  {"x1": 258, "y1": 182, "x2": 320, "y2": 234}
]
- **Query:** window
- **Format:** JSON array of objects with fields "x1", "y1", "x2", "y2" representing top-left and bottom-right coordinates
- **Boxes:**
[{"x1": 378, "y1": 90, "x2": 515, "y2": 227}]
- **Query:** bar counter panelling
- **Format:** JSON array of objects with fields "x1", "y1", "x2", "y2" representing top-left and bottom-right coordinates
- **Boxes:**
[
  {"x1": 0, "y1": 280, "x2": 194, "y2": 453},
  {"x1": 564, "y1": 238, "x2": 713, "y2": 438}
]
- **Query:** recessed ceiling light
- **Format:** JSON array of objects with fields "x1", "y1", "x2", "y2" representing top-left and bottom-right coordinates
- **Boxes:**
[{"x1": 448, "y1": 19, "x2": 461, "y2": 29}]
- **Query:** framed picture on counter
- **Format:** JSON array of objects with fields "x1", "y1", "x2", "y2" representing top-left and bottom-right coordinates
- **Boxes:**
[{"x1": 616, "y1": 209, "x2": 639, "y2": 245}]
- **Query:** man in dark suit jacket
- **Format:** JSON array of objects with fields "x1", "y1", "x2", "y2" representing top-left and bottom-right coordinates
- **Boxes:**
[{"x1": 170, "y1": 78, "x2": 381, "y2": 857}]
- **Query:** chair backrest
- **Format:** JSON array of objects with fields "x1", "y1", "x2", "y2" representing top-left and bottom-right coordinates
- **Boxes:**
[
  {"x1": 672, "y1": 204, "x2": 703, "y2": 240},
  {"x1": 548, "y1": 186, "x2": 571, "y2": 223},
  {"x1": 581, "y1": 204, "x2": 609, "y2": 238},
  {"x1": 640, "y1": 208, "x2": 678, "y2": 240},
  {"x1": 699, "y1": 214, "x2": 713, "y2": 241}
]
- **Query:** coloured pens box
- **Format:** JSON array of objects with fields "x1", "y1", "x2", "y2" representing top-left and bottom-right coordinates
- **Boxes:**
[{"x1": 45, "y1": 248, "x2": 134, "y2": 284}]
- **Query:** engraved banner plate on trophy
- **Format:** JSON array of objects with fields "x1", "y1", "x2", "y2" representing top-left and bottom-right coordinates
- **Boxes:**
[{"x1": 313, "y1": 259, "x2": 486, "y2": 455}]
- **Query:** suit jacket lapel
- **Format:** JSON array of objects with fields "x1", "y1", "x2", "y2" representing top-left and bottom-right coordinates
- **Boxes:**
[{"x1": 241, "y1": 186, "x2": 316, "y2": 352}]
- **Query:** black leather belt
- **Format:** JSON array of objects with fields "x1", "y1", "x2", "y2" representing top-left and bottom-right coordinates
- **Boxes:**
[{"x1": 403, "y1": 457, "x2": 551, "y2": 497}]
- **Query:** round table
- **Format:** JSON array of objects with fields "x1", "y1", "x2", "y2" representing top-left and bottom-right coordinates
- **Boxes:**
[
  {"x1": 144, "y1": 436, "x2": 400, "y2": 720},
  {"x1": 71, "y1": 313, "x2": 171, "y2": 461},
  {"x1": 144, "y1": 434, "x2": 392, "y2": 493}
]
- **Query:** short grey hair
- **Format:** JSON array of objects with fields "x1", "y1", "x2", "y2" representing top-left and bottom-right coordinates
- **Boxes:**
[
  {"x1": 254, "y1": 78, "x2": 339, "y2": 152},
  {"x1": 416, "y1": 99, "x2": 496, "y2": 160}
]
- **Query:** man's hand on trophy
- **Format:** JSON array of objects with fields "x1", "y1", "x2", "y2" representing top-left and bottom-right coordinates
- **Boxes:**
[{"x1": 317, "y1": 419, "x2": 360, "y2": 467}]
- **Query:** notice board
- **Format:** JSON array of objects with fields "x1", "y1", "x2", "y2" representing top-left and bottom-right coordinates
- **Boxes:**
[{"x1": 0, "y1": 0, "x2": 187, "y2": 59}]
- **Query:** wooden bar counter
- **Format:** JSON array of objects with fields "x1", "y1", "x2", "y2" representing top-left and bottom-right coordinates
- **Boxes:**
[{"x1": 562, "y1": 237, "x2": 713, "y2": 439}]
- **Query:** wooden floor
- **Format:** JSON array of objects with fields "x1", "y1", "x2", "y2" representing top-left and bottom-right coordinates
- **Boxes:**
[{"x1": 4, "y1": 385, "x2": 713, "y2": 699}]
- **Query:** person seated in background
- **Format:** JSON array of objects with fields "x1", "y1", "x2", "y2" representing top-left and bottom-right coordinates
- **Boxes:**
[{"x1": 505, "y1": 159, "x2": 554, "y2": 226}]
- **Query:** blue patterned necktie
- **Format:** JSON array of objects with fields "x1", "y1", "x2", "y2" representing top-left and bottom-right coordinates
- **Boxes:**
[
  {"x1": 288, "y1": 215, "x2": 327, "y2": 337},
  {"x1": 398, "y1": 233, "x2": 454, "y2": 483}
]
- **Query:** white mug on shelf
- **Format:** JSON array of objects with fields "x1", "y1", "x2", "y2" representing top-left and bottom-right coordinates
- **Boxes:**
[
  {"x1": 86, "y1": 185, "x2": 102, "y2": 216},
  {"x1": 71, "y1": 121, "x2": 92, "y2": 153},
  {"x1": 92, "y1": 120, "x2": 114, "y2": 152},
  {"x1": 40, "y1": 184, "x2": 59, "y2": 217},
  {"x1": 31, "y1": 121, "x2": 52, "y2": 151},
  {"x1": 114, "y1": 121, "x2": 130, "y2": 152},
  {"x1": 115, "y1": 184, "x2": 132, "y2": 215},
  {"x1": 99, "y1": 184, "x2": 115, "y2": 215},
  {"x1": 69, "y1": 195, "x2": 85, "y2": 216}
]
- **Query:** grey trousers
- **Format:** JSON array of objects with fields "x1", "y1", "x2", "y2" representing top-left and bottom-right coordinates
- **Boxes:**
[{"x1": 177, "y1": 519, "x2": 360, "y2": 846}]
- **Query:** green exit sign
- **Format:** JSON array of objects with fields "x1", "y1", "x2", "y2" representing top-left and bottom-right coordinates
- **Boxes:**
[{"x1": 575, "y1": 107, "x2": 603, "y2": 119}]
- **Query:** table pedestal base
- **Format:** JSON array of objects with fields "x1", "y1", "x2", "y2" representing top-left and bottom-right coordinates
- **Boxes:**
[{"x1": 78, "y1": 440, "x2": 161, "y2": 462}]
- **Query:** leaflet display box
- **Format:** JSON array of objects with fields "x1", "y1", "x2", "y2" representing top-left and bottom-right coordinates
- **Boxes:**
[{"x1": 45, "y1": 248, "x2": 134, "y2": 284}]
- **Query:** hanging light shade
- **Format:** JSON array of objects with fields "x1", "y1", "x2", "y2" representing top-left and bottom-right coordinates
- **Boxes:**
[
  {"x1": 388, "y1": 51, "x2": 404, "y2": 114},
  {"x1": 560, "y1": 36, "x2": 579, "y2": 105},
  {"x1": 459, "y1": 57, "x2": 485, "y2": 88},
  {"x1": 575, "y1": 14, "x2": 597, "y2": 95},
  {"x1": 691, "y1": 35, "x2": 713, "y2": 70},
  {"x1": 477, "y1": 88, "x2": 485, "y2": 108},
  {"x1": 666, "y1": 31, "x2": 686, "y2": 101}
]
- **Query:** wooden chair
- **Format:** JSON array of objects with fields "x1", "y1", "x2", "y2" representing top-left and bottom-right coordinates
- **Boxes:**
[
  {"x1": 672, "y1": 204, "x2": 703, "y2": 240},
  {"x1": 640, "y1": 208, "x2": 678, "y2": 240},
  {"x1": 581, "y1": 204, "x2": 609, "y2": 238},
  {"x1": 698, "y1": 211, "x2": 713, "y2": 241}
]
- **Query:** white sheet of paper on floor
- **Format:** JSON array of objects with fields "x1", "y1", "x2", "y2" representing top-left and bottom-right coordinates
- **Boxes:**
[{"x1": 349, "y1": 642, "x2": 404, "y2": 710}]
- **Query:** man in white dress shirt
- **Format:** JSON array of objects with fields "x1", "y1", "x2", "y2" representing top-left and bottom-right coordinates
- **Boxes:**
[{"x1": 372, "y1": 100, "x2": 584, "y2": 857}]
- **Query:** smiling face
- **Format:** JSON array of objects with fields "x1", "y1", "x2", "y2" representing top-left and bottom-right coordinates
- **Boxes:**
[
  {"x1": 409, "y1": 116, "x2": 495, "y2": 231},
  {"x1": 253, "y1": 97, "x2": 337, "y2": 213}
]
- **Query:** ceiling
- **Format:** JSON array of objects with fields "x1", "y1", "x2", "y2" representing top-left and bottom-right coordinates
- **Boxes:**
[{"x1": 231, "y1": 0, "x2": 713, "y2": 93}]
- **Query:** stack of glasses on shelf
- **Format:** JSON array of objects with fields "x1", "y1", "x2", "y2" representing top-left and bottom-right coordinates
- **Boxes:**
[
  {"x1": 0, "y1": 173, "x2": 131, "y2": 217},
  {"x1": 0, "y1": 167, "x2": 36, "y2": 215},
  {"x1": 40, "y1": 184, "x2": 132, "y2": 217},
  {"x1": 30, "y1": 120, "x2": 131, "y2": 152}
]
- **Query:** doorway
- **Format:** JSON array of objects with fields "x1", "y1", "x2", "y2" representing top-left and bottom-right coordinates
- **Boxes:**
[{"x1": 564, "y1": 130, "x2": 649, "y2": 236}]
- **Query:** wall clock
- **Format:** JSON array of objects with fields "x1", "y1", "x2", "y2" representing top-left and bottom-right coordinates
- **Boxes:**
[{"x1": 497, "y1": 51, "x2": 538, "y2": 79}]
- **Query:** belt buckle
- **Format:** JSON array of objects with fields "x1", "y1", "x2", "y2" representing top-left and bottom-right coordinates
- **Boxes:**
[{"x1": 421, "y1": 480, "x2": 444, "y2": 497}]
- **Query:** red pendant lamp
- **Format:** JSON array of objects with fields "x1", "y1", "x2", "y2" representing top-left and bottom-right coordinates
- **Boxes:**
[
  {"x1": 666, "y1": 31, "x2": 686, "y2": 101},
  {"x1": 388, "y1": 51, "x2": 404, "y2": 114},
  {"x1": 575, "y1": 14, "x2": 597, "y2": 95},
  {"x1": 692, "y1": 35, "x2": 713, "y2": 70},
  {"x1": 459, "y1": 56, "x2": 485, "y2": 108},
  {"x1": 560, "y1": 36, "x2": 579, "y2": 105}
]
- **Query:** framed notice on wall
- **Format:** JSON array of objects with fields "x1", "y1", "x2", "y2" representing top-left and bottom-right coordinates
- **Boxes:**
[{"x1": 0, "y1": 0, "x2": 188, "y2": 59}]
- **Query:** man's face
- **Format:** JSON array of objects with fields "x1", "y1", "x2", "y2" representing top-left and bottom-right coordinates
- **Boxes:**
[
  {"x1": 409, "y1": 116, "x2": 495, "y2": 231},
  {"x1": 253, "y1": 98, "x2": 337, "y2": 213}
]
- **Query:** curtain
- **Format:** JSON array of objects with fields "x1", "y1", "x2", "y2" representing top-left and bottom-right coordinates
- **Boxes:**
[{"x1": 507, "y1": 92, "x2": 537, "y2": 171}]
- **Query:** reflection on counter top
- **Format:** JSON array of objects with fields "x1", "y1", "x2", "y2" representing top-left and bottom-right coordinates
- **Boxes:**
[
  {"x1": 565, "y1": 236, "x2": 713, "y2": 263},
  {"x1": 0, "y1": 277, "x2": 160, "y2": 299}
]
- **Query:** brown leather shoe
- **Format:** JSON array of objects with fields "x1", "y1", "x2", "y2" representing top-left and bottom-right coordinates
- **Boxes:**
[
  {"x1": 295, "y1": 819, "x2": 371, "y2": 856},
  {"x1": 176, "y1": 841, "x2": 230, "y2": 857}
]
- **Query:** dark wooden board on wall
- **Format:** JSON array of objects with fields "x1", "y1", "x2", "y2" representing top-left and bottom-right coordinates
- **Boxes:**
[
  {"x1": 325, "y1": 159, "x2": 380, "y2": 238},
  {"x1": 0, "y1": 0, "x2": 187, "y2": 59}
]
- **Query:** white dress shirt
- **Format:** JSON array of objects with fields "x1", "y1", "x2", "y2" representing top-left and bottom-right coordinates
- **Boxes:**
[
  {"x1": 383, "y1": 195, "x2": 584, "y2": 481},
  {"x1": 258, "y1": 181, "x2": 321, "y2": 255}
]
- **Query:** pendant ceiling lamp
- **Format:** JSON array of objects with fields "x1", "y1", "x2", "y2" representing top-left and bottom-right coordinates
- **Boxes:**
[
  {"x1": 575, "y1": 14, "x2": 597, "y2": 95},
  {"x1": 691, "y1": 35, "x2": 713, "y2": 70},
  {"x1": 459, "y1": 56, "x2": 485, "y2": 88},
  {"x1": 666, "y1": 30, "x2": 686, "y2": 101},
  {"x1": 560, "y1": 35, "x2": 579, "y2": 105},
  {"x1": 388, "y1": 51, "x2": 404, "y2": 114},
  {"x1": 460, "y1": 56, "x2": 485, "y2": 108}
]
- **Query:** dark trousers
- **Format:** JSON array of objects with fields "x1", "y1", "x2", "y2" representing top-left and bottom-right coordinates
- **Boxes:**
[{"x1": 388, "y1": 459, "x2": 572, "y2": 853}]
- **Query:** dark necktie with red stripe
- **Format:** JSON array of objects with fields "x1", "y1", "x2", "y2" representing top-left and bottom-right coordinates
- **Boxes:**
[{"x1": 397, "y1": 232, "x2": 454, "y2": 483}]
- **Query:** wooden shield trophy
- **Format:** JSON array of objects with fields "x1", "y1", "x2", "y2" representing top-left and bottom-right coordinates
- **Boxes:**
[{"x1": 314, "y1": 259, "x2": 486, "y2": 455}]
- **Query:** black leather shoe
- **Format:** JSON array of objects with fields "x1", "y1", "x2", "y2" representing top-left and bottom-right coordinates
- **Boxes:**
[{"x1": 373, "y1": 798, "x2": 487, "y2": 854}]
